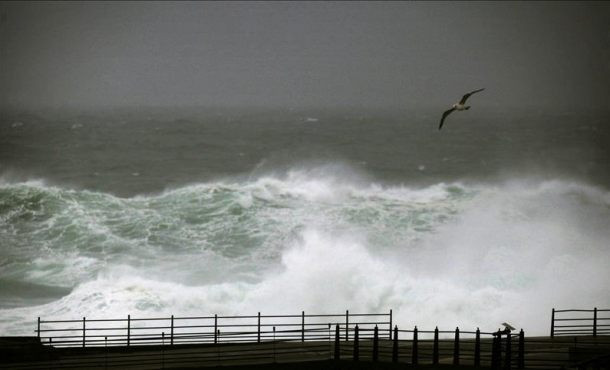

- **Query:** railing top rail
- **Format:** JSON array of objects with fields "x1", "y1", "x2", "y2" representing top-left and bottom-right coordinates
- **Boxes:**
[
  {"x1": 39, "y1": 311, "x2": 391, "y2": 325},
  {"x1": 396, "y1": 330, "x2": 497, "y2": 335},
  {"x1": 40, "y1": 317, "x2": 173, "y2": 324},
  {"x1": 40, "y1": 319, "x2": 92, "y2": 324},
  {"x1": 257, "y1": 313, "x2": 389, "y2": 318},
  {"x1": 554, "y1": 308, "x2": 610, "y2": 313},
  {"x1": 211, "y1": 315, "x2": 261, "y2": 319},
  {"x1": 171, "y1": 316, "x2": 216, "y2": 320},
  {"x1": 129, "y1": 317, "x2": 171, "y2": 321}
]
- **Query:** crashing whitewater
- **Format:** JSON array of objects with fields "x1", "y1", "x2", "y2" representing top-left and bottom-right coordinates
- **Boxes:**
[{"x1": 1, "y1": 166, "x2": 609, "y2": 336}]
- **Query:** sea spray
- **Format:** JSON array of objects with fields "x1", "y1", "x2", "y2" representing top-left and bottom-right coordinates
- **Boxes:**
[{"x1": 1, "y1": 170, "x2": 609, "y2": 335}]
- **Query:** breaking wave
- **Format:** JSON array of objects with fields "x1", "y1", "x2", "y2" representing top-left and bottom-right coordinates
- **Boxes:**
[{"x1": 1, "y1": 166, "x2": 609, "y2": 335}]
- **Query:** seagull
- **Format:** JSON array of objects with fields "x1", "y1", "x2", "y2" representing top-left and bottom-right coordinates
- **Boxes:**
[
  {"x1": 439, "y1": 88, "x2": 485, "y2": 130},
  {"x1": 502, "y1": 322, "x2": 516, "y2": 333}
]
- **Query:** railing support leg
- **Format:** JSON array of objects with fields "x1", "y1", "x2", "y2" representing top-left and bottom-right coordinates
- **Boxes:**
[
  {"x1": 492, "y1": 331, "x2": 503, "y2": 370},
  {"x1": 475, "y1": 327, "x2": 481, "y2": 367},
  {"x1": 453, "y1": 327, "x2": 460, "y2": 366},
  {"x1": 354, "y1": 325, "x2": 360, "y2": 361},
  {"x1": 373, "y1": 325, "x2": 379, "y2": 362},
  {"x1": 272, "y1": 327, "x2": 276, "y2": 363},
  {"x1": 334, "y1": 324, "x2": 340, "y2": 360},
  {"x1": 301, "y1": 311, "x2": 305, "y2": 343},
  {"x1": 214, "y1": 314, "x2": 218, "y2": 344},
  {"x1": 161, "y1": 332, "x2": 165, "y2": 369},
  {"x1": 550, "y1": 308, "x2": 555, "y2": 338},
  {"x1": 127, "y1": 315, "x2": 130, "y2": 347},
  {"x1": 345, "y1": 310, "x2": 349, "y2": 341},
  {"x1": 82, "y1": 317, "x2": 86, "y2": 348},
  {"x1": 412, "y1": 326, "x2": 419, "y2": 365},
  {"x1": 389, "y1": 309, "x2": 393, "y2": 340},
  {"x1": 392, "y1": 325, "x2": 398, "y2": 363},
  {"x1": 37, "y1": 317, "x2": 40, "y2": 339},
  {"x1": 593, "y1": 307, "x2": 597, "y2": 337},
  {"x1": 433, "y1": 327, "x2": 439, "y2": 365},
  {"x1": 518, "y1": 329, "x2": 525, "y2": 369},
  {"x1": 170, "y1": 315, "x2": 174, "y2": 346},
  {"x1": 492, "y1": 334, "x2": 498, "y2": 370},
  {"x1": 257, "y1": 312, "x2": 261, "y2": 343},
  {"x1": 105, "y1": 336, "x2": 108, "y2": 370},
  {"x1": 505, "y1": 331, "x2": 512, "y2": 370},
  {"x1": 497, "y1": 331, "x2": 503, "y2": 369}
]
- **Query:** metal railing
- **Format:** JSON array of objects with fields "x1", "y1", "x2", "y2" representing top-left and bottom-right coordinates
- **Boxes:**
[
  {"x1": 5, "y1": 308, "x2": 609, "y2": 369},
  {"x1": 387, "y1": 326, "x2": 519, "y2": 369},
  {"x1": 551, "y1": 308, "x2": 610, "y2": 337},
  {"x1": 35, "y1": 310, "x2": 393, "y2": 348},
  {"x1": 15, "y1": 321, "x2": 520, "y2": 370}
]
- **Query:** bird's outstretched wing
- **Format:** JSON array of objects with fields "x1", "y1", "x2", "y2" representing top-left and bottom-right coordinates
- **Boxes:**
[
  {"x1": 439, "y1": 108, "x2": 456, "y2": 130},
  {"x1": 459, "y1": 88, "x2": 485, "y2": 105}
]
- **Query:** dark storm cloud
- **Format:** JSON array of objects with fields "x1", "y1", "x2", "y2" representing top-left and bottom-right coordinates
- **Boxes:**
[{"x1": 0, "y1": 1, "x2": 608, "y2": 109}]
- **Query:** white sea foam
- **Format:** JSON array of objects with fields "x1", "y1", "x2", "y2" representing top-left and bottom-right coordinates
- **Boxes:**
[{"x1": 1, "y1": 170, "x2": 609, "y2": 336}]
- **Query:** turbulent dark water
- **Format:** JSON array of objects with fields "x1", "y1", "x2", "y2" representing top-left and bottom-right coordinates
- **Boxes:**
[{"x1": 1, "y1": 107, "x2": 609, "y2": 335}]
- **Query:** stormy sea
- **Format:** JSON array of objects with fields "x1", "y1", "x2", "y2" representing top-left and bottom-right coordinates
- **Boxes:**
[{"x1": 1, "y1": 107, "x2": 609, "y2": 336}]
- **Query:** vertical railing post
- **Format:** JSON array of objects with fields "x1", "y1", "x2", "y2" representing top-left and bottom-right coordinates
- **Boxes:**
[
  {"x1": 37, "y1": 317, "x2": 40, "y2": 339},
  {"x1": 373, "y1": 325, "x2": 379, "y2": 362},
  {"x1": 492, "y1": 333, "x2": 498, "y2": 370},
  {"x1": 389, "y1": 309, "x2": 393, "y2": 340},
  {"x1": 82, "y1": 317, "x2": 86, "y2": 348},
  {"x1": 433, "y1": 327, "x2": 439, "y2": 365},
  {"x1": 345, "y1": 310, "x2": 349, "y2": 341},
  {"x1": 593, "y1": 307, "x2": 597, "y2": 337},
  {"x1": 214, "y1": 314, "x2": 218, "y2": 344},
  {"x1": 453, "y1": 327, "x2": 460, "y2": 366},
  {"x1": 161, "y1": 332, "x2": 165, "y2": 369},
  {"x1": 392, "y1": 325, "x2": 398, "y2": 363},
  {"x1": 354, "y1": 325, "x2": 360, "y2": 361},
  {"x1": 127, "y1": 315, "x2": 130, "y2": 347},
  {"x1": 170, "y1": 315, "x2": 174, "y2": 346},
  {"x1": 505, "y1": 332, "x2": 512, "y2": 370},
  {"x1": 412, "y1": 326, "x2": 419, "y2": 365},
  {"x1": 328, "y1": 324, "x2": 332, "y2": 360},
  {"x1": 257, "y1": 312, "x2": 261, "y2": 343},
  {"x1": 216, "y1": 330, "x2": 221, "y2": 364},
  {"x1": 518, "y1": 329, "x2": 525, "y2": 370},
  {"x1": 491, "y1": 334, "x2": 498, "y2": 369},
  {"x1": 497, "y1": 331, "x2": 503, "y2": 370},
  {"x1": 550, "y1": 308, "x2": 555, "y2": 338},
  {"x1": 474, "y1": 328, "x2": 481, "y2": 367},
  {"x1": 301, "y1": 311, "x2": 305, "y2": 342},
  {"x1": 334, "y1": 324, "x2": 340, "y2": 360},
  {"x1": 105, "y1": 336, "x2": 108, "y2": 370}
]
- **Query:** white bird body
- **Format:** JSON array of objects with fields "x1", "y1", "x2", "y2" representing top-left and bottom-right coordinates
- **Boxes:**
[
  {"x1": 439, "y1": 88, "x2": 484, "y2": 130},
  {"x1": 452, "y1": 103, "x2": 469, "y2": 111}
]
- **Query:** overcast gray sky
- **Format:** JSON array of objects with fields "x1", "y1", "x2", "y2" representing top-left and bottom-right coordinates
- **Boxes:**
[{"x1": 0, "y1": 1, "x2": 609, "y2": 110}]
